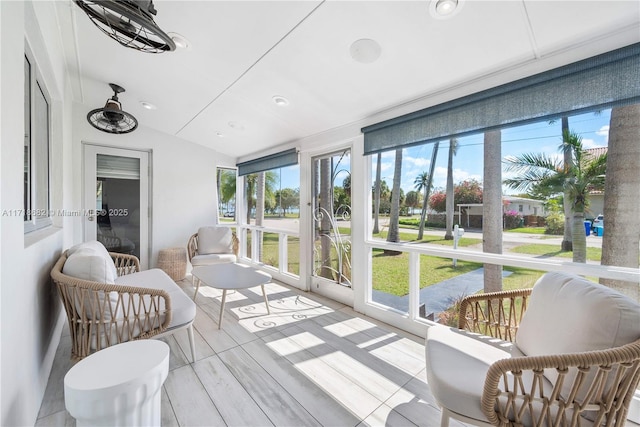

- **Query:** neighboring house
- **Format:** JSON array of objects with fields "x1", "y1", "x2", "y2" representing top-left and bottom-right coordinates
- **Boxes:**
[
  {"x1": 503, "y1": 196, "x2": 548, "y2": 217},
  {"x1": 457, "y1": 196, "x2": 547, "y2": 228}
]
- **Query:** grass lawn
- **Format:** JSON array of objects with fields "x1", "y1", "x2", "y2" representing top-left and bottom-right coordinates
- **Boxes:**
[
  {"x1": 505, "y1": 227, "x2": 548, "y2": 235},
  {"x1": 372, "y1": 249, "x2": 483, "y2": 296},
  {"x1": 247, "y1": 225, "x2": 555, "y2": 299},
  {"x1": 510, "y1": 244, "x2": 602, "y2": 262},
  {"x1": 373, "y1": 230, "x2": 481, "y2": 247}
]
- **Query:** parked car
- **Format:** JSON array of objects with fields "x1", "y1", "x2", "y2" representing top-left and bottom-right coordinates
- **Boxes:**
[
  {"x1": 592, "y1": 214, "x2": 604, "y2": 234},
  {"x1": 223, "y1": 211, "x2": 235, "y2": 218}
]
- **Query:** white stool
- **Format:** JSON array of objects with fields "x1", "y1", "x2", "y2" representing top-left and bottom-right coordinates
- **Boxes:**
[{"x1": 64, "y1": 340, "x2": 170, "y2": 427}]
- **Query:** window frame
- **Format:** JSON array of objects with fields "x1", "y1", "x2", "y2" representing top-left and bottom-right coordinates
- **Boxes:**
[
  {"x1": 23, "y1": 44, "x2": 52, "y2": 234},
  {"x1": 216, "y1": 166, "x2": 238, "y2": 223}
]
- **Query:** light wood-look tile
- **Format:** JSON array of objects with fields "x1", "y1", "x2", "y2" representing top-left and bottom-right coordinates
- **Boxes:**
[
  {"x1": 262, "y1": 327, "x2": 384, "y2": 420},
  {"x1": 157, "y1": 336, "x2": 190, "y2": 371},
  {"x1": 163, "y1": 365, "x2": 225, "y2": 426},
  {"x1": 34, "y1": 410, "x2": 75, "y2": 427},
  {"x1": 38, "y1": 278, "x2": 490, "y2": 427},
  {"x1": 192, "y1": 354, "x2": 274, "y2": 427},
  {"x1": 358, "y1": 403, "x2": 417, "y2": 427},
  {"x1": 217, "y1": 346, "x2": 322, "y2": 427},
  {"x1": 279, "y1": 321, "x2": 411, "y2": 402},
  {"x1": 243, "y1": 336, "x2": 361, "y2": 427},
  {"x1": 193, "y1": 309, "x2": 239, "y2": 354},
  {"x1": 172, "y1": 323, "x2": 215, "y2": 362},
  {"x1": 37, "y1": 333, "x2": 73, "y2": 419},
  {"x1": 160, "y1": 386, "x2": 179, "y2": 427}
]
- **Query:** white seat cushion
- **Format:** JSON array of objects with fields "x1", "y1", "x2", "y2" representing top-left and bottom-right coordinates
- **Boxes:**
[
  {"x1": 426, "y1": 326, "x2": 555, "y2": 423},
  {"x1": 197, "y1": 226, "x2": 234, "y2": 255},
  {"x1": 115, "y1": 269, "x2": 196, "y2": 329},
  {"x1": 191, "y1": 253, "x2": 237, "y2": 266},
  {"x1": 426, "y1": 326, "x2": 514, "y2": 421}
]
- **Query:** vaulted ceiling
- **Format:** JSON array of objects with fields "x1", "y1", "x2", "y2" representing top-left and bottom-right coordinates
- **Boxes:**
[{"x1": 55, "y1": 1, "x2": 640, "y2": 159}]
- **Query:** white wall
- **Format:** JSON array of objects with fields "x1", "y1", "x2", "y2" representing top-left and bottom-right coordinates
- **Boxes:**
[
  {"x1": 1, "y1": 2, "x2": 73, "y2": 425},
  {"x1": 1, "y1": 2, "x2": 235, "y2": 425},
  {"x1": 71, "y1": 105, "x2": 235, "y2": 268}
]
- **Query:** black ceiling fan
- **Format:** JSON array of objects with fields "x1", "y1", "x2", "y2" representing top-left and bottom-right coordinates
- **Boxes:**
[
  {"x1": 87, "y1": 83, "x2": 138, "y2": 134},
  {"x1": 74, "y1": 0, "x2": 175, "y2": 53}
]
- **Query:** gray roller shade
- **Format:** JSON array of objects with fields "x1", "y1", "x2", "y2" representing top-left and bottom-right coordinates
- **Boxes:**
[
  {"x1": 362, "y1": 43, "x2": 640, "y2": 155},
  {"x1": 237, "y1": 148, "x2": 298, "y2": 176}
]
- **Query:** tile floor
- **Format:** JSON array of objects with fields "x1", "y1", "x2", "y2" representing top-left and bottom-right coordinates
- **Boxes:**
[
  {"x1": 35, "y1": 276, "x2": 640, "y2": 427},
  {"x1": 36, "y1": 276, "x2": 459, "y2": 427}
]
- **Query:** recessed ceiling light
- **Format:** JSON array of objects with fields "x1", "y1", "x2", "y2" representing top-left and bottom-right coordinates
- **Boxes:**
[
  {"x1": 350, "y1": 39, "x2": 382, "y2": 64},
  {"x1": 228, "y1": 121, "x2": 245, "y2": 130},
  {"x1": 140, "y1": 101, "x2": 156, "y2": 110},
  {"x1": 429, "y1": 0, "x2": 463, "y2": 19},
  {"x1": 272, "y1": 96, "x2": 289, "y2": 107},
  {"x1": 167, "y1": 32, "x2": 191, "y2": 50}
]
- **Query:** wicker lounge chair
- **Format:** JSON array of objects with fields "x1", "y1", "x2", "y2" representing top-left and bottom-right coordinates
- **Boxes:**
[
  {"x1": 187, "y1": 226, "x2": 239, "y2": 300},
  {"x1": 51, "y1": 241, "x2": 196, "y2": 362},
  {"x1": 425, "y1": 271, "x2": 640, "y2": 427}
]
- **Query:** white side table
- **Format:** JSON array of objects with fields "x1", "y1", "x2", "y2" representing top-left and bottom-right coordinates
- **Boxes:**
[{"x1": 64, "y1": 340, "x2": 169, "y2": 427}]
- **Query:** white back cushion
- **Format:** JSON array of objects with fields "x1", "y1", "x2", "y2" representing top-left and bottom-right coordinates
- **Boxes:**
[
  {"x1": 197, "y1": 226, "x2": 233, "y2": 255},
  {"x1": 67, "y1": 240, "x2": 110, "y2": 257},
  {"x1": 516, "y1": 271, "x2": 640, "y2": 399},
  {"x1": 63, "y1": 241, "x2": 117, "y2": 283}
]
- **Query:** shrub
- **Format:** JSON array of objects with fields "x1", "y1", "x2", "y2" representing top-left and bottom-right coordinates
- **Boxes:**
[
  {"x1": 437, "y1": 293, "x2": 467, "y2": 327},
  {"x1": 503, "y1": 210, "x2": 523, "y2": 229},
  {"x1": 545, "y1": 211, "x2": 564, "y2": 235}
]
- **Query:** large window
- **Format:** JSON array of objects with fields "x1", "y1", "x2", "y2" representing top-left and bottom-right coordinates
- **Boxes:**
[
  {"x1": 368, "y1": 110, "x2": 628, "y2": 314},
  {"x1": 24, "y1": 51, "x2": 51, "y2": 233},
  {"x1": 216, "y1": 167, "x2": 237, "y2": 222},
  {"x1": 365, "y1": 43, "x2": 639, "y2": 320},
  {"x1": 243, "y1": 164, "x2": 300, "y2": 273}
]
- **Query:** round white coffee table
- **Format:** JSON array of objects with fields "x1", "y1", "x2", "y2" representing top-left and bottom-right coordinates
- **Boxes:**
[{"x1": 192, "y1": 263, "x2": 272, "y2": 328}]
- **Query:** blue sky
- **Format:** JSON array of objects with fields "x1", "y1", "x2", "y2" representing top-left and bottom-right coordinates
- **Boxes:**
[
  {"x1": 376, "y1": 109, "x2": 611, "y2": 195},
  {"x1": 274, "y1": 109, "x2": 611, "y2": 195}
]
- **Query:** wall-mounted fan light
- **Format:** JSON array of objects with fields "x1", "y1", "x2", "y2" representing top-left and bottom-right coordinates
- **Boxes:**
[
  {"x1": 87, "y1": 83, "x2": 138, "y2": 134},
  {"x1": 74, "y1": 0, "x2": 176, "y2": 53}
]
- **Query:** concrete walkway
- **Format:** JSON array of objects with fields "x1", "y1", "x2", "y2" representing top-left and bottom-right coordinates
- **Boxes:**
[{"x1": 372, "y1": 267, "x2": 513, "y2": 317}]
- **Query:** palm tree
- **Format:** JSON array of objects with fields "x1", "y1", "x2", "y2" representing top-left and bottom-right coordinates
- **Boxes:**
[
  {"x1": 245, "y1": 171, "x2": 278, "y2": 224},
  {"x1": 414, "y1": 171, "x2": 431, "y2": 238},
  {"x1": 385, "y1": 149, "x2": 403, "y2": 254},
  {"x1": 219, "y1": 169, "x2": 237, "y2": 215},
  {"x1": 256, "y1": 172, "x2": 266, "y2": 259},
  {"x1": 245, "y1": 174, "x2": 257, "y2": 224},
  {"x1": 373, "y1": 153, "x2": 382, "y2": 234},
  {"x1": 504, "y1": 130, "x2": 607, "y2": 263},
  {"x1": 414, "y1": 142, "x2": 439, "y2": 240},
  {"x1": 444, "y1": 138, "x2": 458, "y2": 240},
  {"x1": 559, "y1": 117, "x2": 573, "y2": 251},
  {"x1": 319, "y1": 158, "x2": 334, "y2": 278},
  {"x1": 600, "y1": 104, "x2": 640, "y2": 300},
  {"x1": 483, "y1": 130, "x2": 503, "y2": 292}
]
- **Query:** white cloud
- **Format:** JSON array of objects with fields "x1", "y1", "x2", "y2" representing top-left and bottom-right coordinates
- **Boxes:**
[
  {"x1": 596, "y1": 125, "x2": 609, "y2": 144},
  {"x1": 596, "y1": 125, "x2": 610, "y2": 137},
  {"x1": 581, "y1": 138, "x2": 600, "y2": 149},
  {"x1": 404, "y1": 155, "x2": 431, "y2": 168}
]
